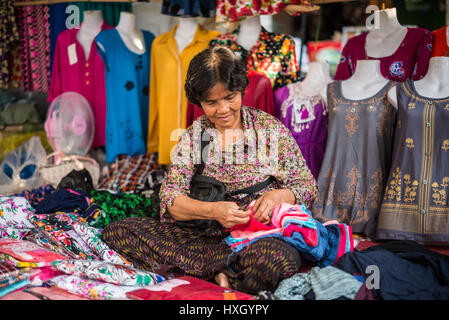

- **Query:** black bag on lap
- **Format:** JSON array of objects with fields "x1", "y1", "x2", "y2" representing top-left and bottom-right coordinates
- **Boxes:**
[{"x1": 175, "y1": 130, "x2": 275, "y2": 229}]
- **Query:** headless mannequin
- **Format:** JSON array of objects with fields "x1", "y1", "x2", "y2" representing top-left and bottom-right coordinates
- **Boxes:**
[
  {"x1": 115, "y1": 12, "x2": 145, "y2": 54},
  {"x1": 174, "y1": 18, "x2": 198, "y2": 54},
  {"x1": 365, "y1": 8, "x2": 408, "y2": 58},
  {"x1": 321, "y1": 60, "x2": 390, "y2": 104},
  {"x1": 236, "y1": 16, "x2": 262, "y2": 51},
  {"x1": 388, "y1": 57, "x2": 449, "y2": 107},
  {"x1": 77, "y1": 11, "x2": 103, "y2": 60},
  {"x1": 302, "y1": 61, "x2": 332, "y2": 98}
]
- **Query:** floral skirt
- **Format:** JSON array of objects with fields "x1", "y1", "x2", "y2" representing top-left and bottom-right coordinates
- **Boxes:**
[{"x1": 102, "y1": 217, "x2": 302, "y2": 294}]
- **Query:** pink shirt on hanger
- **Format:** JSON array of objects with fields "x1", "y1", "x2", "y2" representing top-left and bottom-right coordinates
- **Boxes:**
[{"x1": 48, "y1": 22, "x2": 112, "y2": 148}]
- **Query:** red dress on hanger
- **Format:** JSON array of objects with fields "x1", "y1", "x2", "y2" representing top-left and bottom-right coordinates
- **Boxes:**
[{"x1": 185, "y1": 72, "x2": 275, "y2": 127}]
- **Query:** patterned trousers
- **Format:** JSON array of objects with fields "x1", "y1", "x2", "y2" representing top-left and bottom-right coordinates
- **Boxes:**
[{"x1": 102, "y1": 217, "x2": 302, "y2": 294}]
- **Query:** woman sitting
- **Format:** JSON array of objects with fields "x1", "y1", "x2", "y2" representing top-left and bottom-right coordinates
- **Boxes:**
[{"x1": 102, "y1": 45, "x2": 318, "y2": 294}]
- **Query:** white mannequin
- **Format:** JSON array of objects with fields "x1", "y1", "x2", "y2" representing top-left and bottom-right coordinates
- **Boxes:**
[
  {"x1": 236, "y1": 16, "x2": 262, "y2": 51},
  {"x1": 115, "y1": 12, "x2": 145, "y2": 54},
  {"x1": 77, "y1": 10, "x2": 104, "y2": 59},
  {"x1": 365, "y1": 8, "x2": 408, "y2": 58},
  {"x1": 322, "y1": 60, "x2": 390, "y2": 104},
  {"x1": 174, "y1": 17, "x2": 198, "y2": 54},
  {"x1": 388, "y1": 57, "x2": 449, "y2": 108},
  {"x1": 302, "y1": 61, "x2": 332, "y2": 98}
]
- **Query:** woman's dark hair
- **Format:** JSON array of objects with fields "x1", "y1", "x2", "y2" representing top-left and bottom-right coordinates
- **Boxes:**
[{"x1": 185, "y1": 45, "x2": 249, "y2": 106}]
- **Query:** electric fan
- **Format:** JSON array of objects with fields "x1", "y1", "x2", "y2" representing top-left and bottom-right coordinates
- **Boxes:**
[{"x1": 45, "y1": 91, "x2": 95, "y2": 156}]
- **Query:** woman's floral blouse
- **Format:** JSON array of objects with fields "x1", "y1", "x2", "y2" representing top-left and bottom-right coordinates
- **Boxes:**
[
  {"x1": 159, "y1": 106, "x2": 318, "y2": 223},
  {"x1": 209, "y1": 26, "x2": 300, "y2": 90}
]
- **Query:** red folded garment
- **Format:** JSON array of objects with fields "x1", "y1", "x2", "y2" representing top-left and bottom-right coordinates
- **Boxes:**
[{"x1": 126, "y1": 276, "x2": 254, "y2": 300}]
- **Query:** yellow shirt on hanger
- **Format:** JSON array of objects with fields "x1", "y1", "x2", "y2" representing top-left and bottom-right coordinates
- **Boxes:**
[{"x1": 147, "y1": 24, "x2": 220, "y2": 165}]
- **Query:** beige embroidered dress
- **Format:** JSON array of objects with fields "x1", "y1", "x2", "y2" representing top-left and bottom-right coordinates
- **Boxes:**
[
  {"x1": 377, "y1": 80, "x2": 449, "y2": 243},
  {"x1": 312, "y1": 81, "x2": 397, "y2": 238}
]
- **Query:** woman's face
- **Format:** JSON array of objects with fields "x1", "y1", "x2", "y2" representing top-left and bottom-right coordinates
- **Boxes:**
[{"x1": 200, "y1": 82, "x2": 242, "y2": 132}]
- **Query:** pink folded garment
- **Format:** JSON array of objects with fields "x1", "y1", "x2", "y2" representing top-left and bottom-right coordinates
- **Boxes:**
[{"x1": 0, "y1": 238, "x2": 68, "y2": 266}]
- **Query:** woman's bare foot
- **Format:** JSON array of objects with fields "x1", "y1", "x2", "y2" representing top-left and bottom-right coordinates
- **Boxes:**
[{"x1": 215, "y1": 272, "x2": 231, "y2": 289}]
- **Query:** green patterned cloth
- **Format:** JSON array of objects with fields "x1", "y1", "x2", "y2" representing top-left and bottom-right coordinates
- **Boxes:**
[{"x1": 90, "y1": 190, "x2": 157, "y2": 229}]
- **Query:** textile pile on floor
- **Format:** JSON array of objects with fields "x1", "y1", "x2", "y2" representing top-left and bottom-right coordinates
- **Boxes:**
[{"x1": 0, "y1": 153, "x2": 448, "y2": 300}]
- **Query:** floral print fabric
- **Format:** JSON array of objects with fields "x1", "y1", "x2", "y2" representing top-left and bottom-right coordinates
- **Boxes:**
[
  {"x1": 29, "y1": 212, "x2": 100, "y2": 260},
  {"x1": 0, "y1": 196, "x2": 35, "y2": 239},
  {"x1": 0, "y1": 238, "x2": 67, "y2": 266},
  {"x1": 48, "y1": 274, "x2": 146, "y2": 300},
  {"x1": 159, "y1": 106, "x2": 318, "y2": 222},
  {"x1": 210, "y1": 27, "x2": 299, "y2": 90},
  {"x1": 216, "y1": 0, "x2": 312, "y2": 22},
  {"x1": 51, "y1": 260, "x2": 164, "y2": 287},
  {"x1": 29, "y1": 212, "x2": 130, "y2": 266}
]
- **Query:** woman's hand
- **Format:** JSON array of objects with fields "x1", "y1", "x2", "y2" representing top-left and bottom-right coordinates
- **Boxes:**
[
  {"x1": 252, "y1": 189, "x2": 296, "y2": 224},
  {"x1": 213, "y1": 201, "x2": 251, "y2": 229}
]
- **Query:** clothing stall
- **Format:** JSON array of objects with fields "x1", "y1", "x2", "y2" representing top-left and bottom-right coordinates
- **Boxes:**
[{"x1": 0, "y1": 0, "x2": 448, "y2": 302}]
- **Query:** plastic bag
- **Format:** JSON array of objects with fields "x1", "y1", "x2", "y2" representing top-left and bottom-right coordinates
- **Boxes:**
[{"x1": 0, "y1": 136, "x2": 47, "y2": 195}]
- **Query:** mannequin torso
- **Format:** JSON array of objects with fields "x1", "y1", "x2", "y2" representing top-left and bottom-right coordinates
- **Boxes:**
[
  {"x1": 77, "y1": 11, "x2": 103, "y2": 59},
  {"x1": 174, "y1": 18, "x2": 198, "y2": 54},
  {"x1": 115, "y1": 12, "x2": 145, "y2": 54},
  {"x1": 365, "y1": 8, "x2": 408, "y2": 58},
  {"x1": 388, "y1": 56, "x2": 449, "y2": 107},
  {"x1": 337, "y1": 59, "x2": 391, "y2": 103},
  {"x1": 236, "y1": 16, "x2": 261, "y2": 51},
  {"x1": 300, "y1": 61, "x2": 332, "y2": 100}
]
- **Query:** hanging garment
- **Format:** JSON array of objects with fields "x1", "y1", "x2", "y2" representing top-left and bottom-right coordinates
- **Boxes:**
[
  {"x1": 0, "y1": 1, "x2": 19, "y2": 89},
  {"x1": 49, "y1": 3, "x2": 69, "y2": 74},
  {"x1": 376, "y1": 80, "x2": 449, "y2": 243},
  {"x1": 186, "y1": 72, "x2": 275, "y2": 127},
  {"x1": 225, "y1": 202, "x2": 354, "y2": 267},
  {"x1": 48, "y1": 22, "x2": 112, "y2": 148},
  {"x1": 16, "y1": 3, "x2": 51, "y2": 93},
  {"x1": 162, "y1": 0, "x2": 216, "y2": 18},
  {"x1": 147, "y1": 24, "x2": 220, "y2": 165},
  {"x1": 274, "y1": 81, "x2": 328, "y2": 180},
  {"x1": 210, "y1": 26, "x2": 299, "y2": 90},
  {"x1": 334, "y1": 240, "x2": 449, "y2": 300},
  {"x1": 216, "y1": 0, "x2": 312, "y2": 23},
  {"x1": 96, "y1": 28, "x2": 154, "y2": 163},
  {"x1": 311, "y1": 81, "x2": 397, "y2": 238},
  {"x1": 432, "y1": 26, "x2": 449, "y2": 57},
  {"x1": 334, "y1": 28, "x2": 434, "y2": 82}
]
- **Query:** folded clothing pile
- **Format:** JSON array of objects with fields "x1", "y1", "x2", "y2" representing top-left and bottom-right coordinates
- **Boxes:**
[{"x1": 0, "y1": 238, "x2": 67, "y2": 297}]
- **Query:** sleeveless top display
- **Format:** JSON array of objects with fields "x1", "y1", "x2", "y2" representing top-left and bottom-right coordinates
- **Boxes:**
[
  {"x1": 311, "y1": 81, "x2": 397, "y2": 238},
  {"x1": 376, "y1": 80, "x2": 449, "y2": 243}
]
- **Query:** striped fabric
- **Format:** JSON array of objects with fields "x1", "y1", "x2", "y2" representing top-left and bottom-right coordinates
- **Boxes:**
[
  {"x1": 16, "y1": 2, "x2": 51, "y2": 92},
  {"x1": 98, "y1": 153, "x2": 162, "y2": 193}
]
